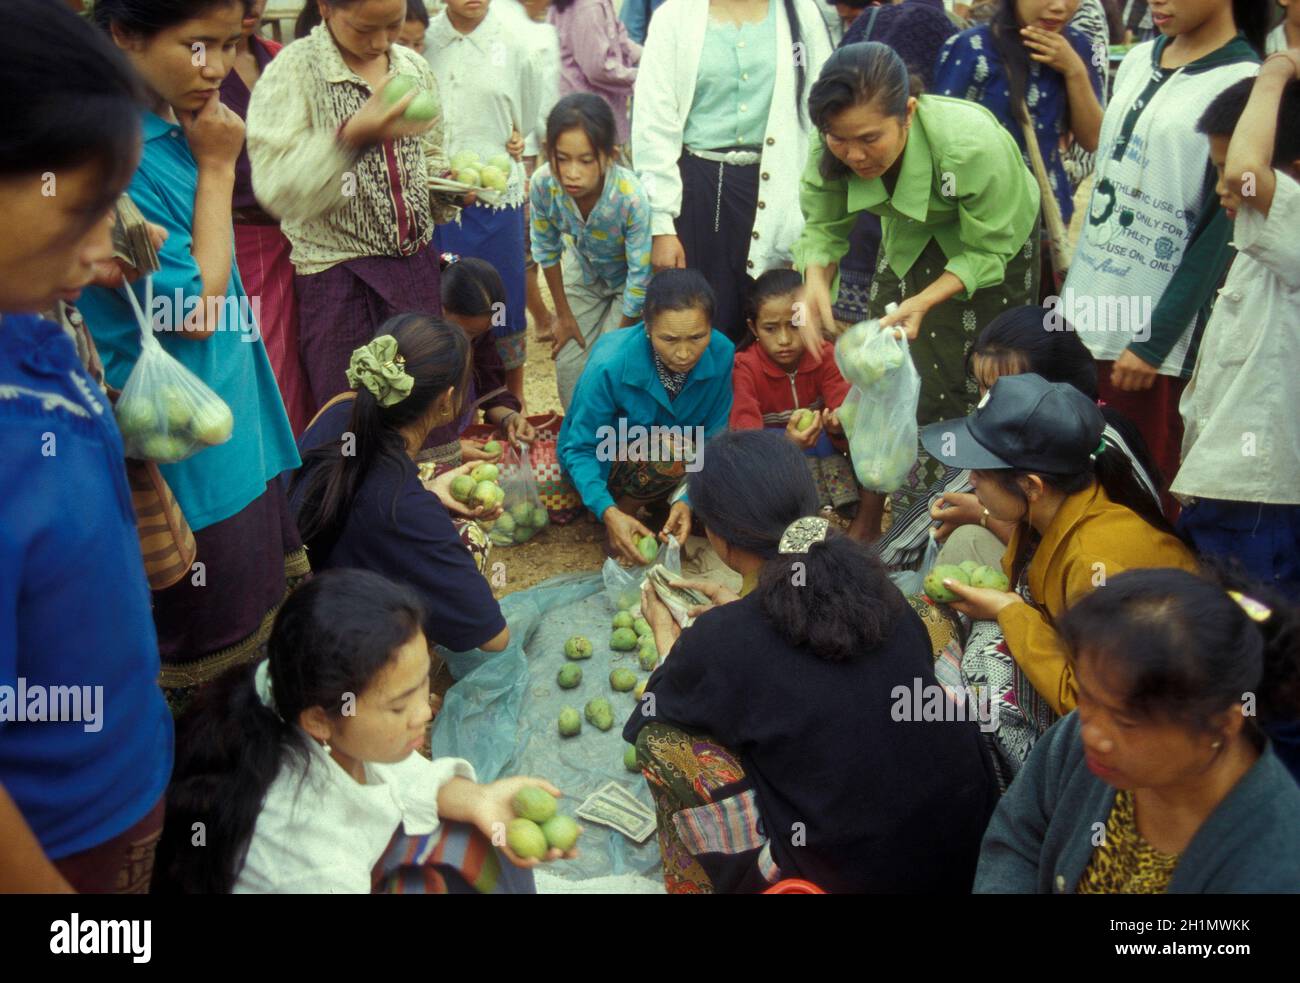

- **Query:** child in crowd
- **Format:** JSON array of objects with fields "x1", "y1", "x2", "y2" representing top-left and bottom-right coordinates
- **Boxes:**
[
  {"x1": 398, "y1": 0, "x2": 430, "y2": 52},
  {"x1": 426, "y1": 0, "x2": 545, "y2": 407},
  {"x1": 155, "y1": 570, "x2": 574, "y2": 893},
  {"x1": 1173, "y1": 54, "x2": 1300, "y2": 596},
  {"x1": 530, "y1": 93, "x2": 652, "y2": 409},
  {"x1": 1061, "y1": 0, "x2": 1264, "y2": 507},
  {"x1": 290, "y1": 316, "x2": 511, "y2": 655},
  {"x1": 977, "y1": 567, "x2": 1300, "y2": 892},
  {"x1": 729, "y1": 270, "x2": 874, "y2": 541},
  {"x1": 429, "y1": 257, "x2": 537, "y2": 468}
]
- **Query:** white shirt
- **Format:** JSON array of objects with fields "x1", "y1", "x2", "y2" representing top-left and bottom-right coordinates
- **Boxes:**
[
  {"x1": 1265, "y1": 24, "x2": 1290, "y2": 55},
  {"x1": 630, "y1": 0, "x2": 832, "y2": 273},
  {"x1": 493, "y1": 0, "x2": 561, "y2": 157},
  {"x1": 425, "y1": 5, "x2": 542, "y2": 206},
  {"x1": 1172, "y1": 171, "x2": 1300, "y2": 505},
  {"x1": 234, "y1": 740, "x2": 475, "y2": 893}
]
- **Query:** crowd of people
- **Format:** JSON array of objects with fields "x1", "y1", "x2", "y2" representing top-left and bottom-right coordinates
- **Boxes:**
[{"x1": 1, "y1": 0, "x2": 1298, "y2": 895}]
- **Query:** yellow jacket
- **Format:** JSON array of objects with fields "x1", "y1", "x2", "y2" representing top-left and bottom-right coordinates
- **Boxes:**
[{"x1": 996, "y1": 482, "x2": 1198, "y2": 716}]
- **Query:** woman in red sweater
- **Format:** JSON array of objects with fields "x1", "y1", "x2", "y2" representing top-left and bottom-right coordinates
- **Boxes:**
[{"x1": 730, "y1": 270, "x2": 874, "y2": 540}]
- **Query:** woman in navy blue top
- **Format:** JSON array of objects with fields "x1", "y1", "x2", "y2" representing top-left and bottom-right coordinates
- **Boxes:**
[
  {"x1": 933, "y1": 0, "x2": 1105, "y2": 225},
  {"x1": 0, "y1": 0, "x2": 173, "y2": 893},
  {"x1": 290, "y1": 314, "x2": 510, "y2": 654}
]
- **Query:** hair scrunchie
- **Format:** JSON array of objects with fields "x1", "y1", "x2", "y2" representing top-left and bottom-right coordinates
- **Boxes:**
[{"x1": 346, "y1": 335, "x2": 413, "y2": 407}]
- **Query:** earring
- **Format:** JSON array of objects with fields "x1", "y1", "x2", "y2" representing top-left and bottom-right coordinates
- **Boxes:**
[
  {"x1": 1211, "y1": 740, "x2": 1222, "y2": 749},
  {"x1": 321, "y1": 740, "x2": 331, "y2": 753}
]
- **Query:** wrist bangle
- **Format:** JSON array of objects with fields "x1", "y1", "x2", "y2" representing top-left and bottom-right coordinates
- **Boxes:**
[{"x1": 980, "y1": 508, "x2": 989, "y2": 529}]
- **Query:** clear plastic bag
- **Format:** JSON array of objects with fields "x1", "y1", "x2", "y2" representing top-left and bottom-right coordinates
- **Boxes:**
[
  {"x1": 487, "y1": 443, "x2": 550, "y2": 547},
  {"x1": 833, "y1": 314, "x2": 920, "y2": 493},
  {"x1": 602, "y1": 534, "x2": 681, "y2": 611},
  {"x1": 113, "y1": 276, "x2": 234, "y2": 463}
]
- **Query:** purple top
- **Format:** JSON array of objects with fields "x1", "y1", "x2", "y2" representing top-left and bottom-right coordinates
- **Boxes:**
[
  {"x1": 220, "y1": 36, "x2": 280, "y2": 211},
  {"x1": 550, "y1": 0, "x2": 641, "y2": 145},
  {"x1": 425, "y1": 330, "x2": 523, "y2": 449}
]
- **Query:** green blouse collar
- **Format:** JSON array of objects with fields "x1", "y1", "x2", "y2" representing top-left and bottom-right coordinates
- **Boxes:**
[{"x1": 844, "y1": 101, "x2": 934, "y2": 224}]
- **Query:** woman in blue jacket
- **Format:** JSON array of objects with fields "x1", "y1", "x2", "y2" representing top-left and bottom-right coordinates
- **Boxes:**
[{"x1": 558, "y1": 269, "x2": 733, "y2": 564}]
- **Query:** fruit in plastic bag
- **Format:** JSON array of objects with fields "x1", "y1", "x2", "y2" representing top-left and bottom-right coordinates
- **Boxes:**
[
  {"x1": 139, "y1": 434, "x2": 191, "y2": 462},
  {"x1": 584, "y1": 698, "x2": 614, "y2": 731},
  {"x1": 557, "y1": 664, "x2": 582, "y2": 689},
  {"x1": 970, "y1": 565, "x2": 1011, "y2": 591},
  {"x1": 558, "y1": 707, "x2": 582, "y2": 736},
  {"x1": 610, "y1": 627, "x2": 638, "y2": 651},
  {"x1": 496, "y1": 512, "x2": 516, "y2": 537},
  {"x1": 471, "y1": 462, "x2": 499, "y2": 483},
  {"x1": 632, "y1": 617, "x2": 652, "y2": 638},
  {"x1": 610, "y1": 668, "x2": 637, "y2": 692},
  {"x1": 836, "y1": 398, "x2": 856, "y2": 431},
  {"x1": 959, "y1": 560, "x2": 981, "y2": 577},
  {"x1": 115, "y1": 396, "x2": 157, "y2": 438},
  {"x1": 923, "y1": 564, "x2": 971, "y2": 604},
  {"x1": 511, "y1": 523, "x2": 535, "y2": 544},
  {"x1": 541, "y1": 814, "x2": 580, "y2": 851},
  {"x1": 531, "y1": 505, "x2": 549, "y2": 528},
  {"x1": 563, "y1": 636, "x2": 592, "y2": 660},
  {"x1": 636, "y1": 535, "x2": 658, "y2": 564},
  {"x1": 189, "y1": 399, "x2": 233, "y2": 445},
  {"x1": 512, "y1": 786, "x2": 557, "y2": 824},
  {"x1": 511, "y1": 501, "x2": 534, "y2": 526},
  {"x1": 506, "y1": 818, "x2": 548, "y2": 859},
  {"x1": 624, "y1": 745, "x2": 639, "y2": 772},
  {"x1": 612, "y1": 611, "x2": 634, "y2": 630}
]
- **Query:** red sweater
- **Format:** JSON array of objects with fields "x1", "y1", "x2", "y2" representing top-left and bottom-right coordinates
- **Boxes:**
[{"x1": 730, "y1": 340, "x2": 851, "y2": 430}]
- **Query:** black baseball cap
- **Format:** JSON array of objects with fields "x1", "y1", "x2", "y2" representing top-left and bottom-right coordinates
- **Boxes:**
[{"x1": 919, "y1": 373, "x2": 1105, "y2": 473}]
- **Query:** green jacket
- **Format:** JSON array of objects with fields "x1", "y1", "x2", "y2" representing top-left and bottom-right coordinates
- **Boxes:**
[{"x1": 793, "y1": 94, "x2": 1039, "y2": 301}]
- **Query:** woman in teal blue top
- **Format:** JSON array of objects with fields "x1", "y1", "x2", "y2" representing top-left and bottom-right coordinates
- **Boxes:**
[
  {"x1": 559, "y1": 269, "x2": 734, "y2": 564},
  {"x1": 79, "y1": 0, "x2": 302, "y2": 713}
]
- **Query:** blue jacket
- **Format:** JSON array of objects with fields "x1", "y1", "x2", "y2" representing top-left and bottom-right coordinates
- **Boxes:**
[
  {"x1": 976, "y1": 712, "x2": 1300, "y2": 893},
  {"x1": 620, "y1": 0, "x2": 665, "y2": 44},
  {"x1": 558, "y1": 324, "x2": 733, "y2": 519},
  {"x1": 0, "y1": 313, "x2": 173, "y2": 859}
]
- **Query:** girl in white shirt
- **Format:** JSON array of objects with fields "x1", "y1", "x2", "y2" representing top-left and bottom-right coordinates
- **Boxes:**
[{"x1": 155, "y1": 569, "x2": 574, "y2": 893}]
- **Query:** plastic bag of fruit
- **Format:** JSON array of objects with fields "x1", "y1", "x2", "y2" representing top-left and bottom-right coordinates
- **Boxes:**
[
  {"x1": 601, "y1": 534, "x2": 682, "y2": 611},
  {"x1": 112, "y1": 275, "x2": 234, "y2": 463},
  {"x1": 833, "y1": 311, "x2": 919, "y2": 493},
  {"x1": 486, "y1": 443, "x2": 550, "y2": 547}
]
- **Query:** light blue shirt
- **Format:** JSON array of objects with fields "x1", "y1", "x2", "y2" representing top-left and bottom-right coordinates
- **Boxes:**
[
  {"x1": 683, "y1": 0, "x2": 778, "y2": 151},
  {"x1": 77, "y1": 112, "x2": 300, "y2": 531}
]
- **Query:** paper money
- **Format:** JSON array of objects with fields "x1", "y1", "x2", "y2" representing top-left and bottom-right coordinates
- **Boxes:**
[
  {"x1": 646, "y1": 564, "x2": 711, "y2": 629},
  {"x1": 110, "y1": 194, "x2": 160, "y2": 276},
  {"x1": 577, "y1": 785, "x2": 656, "y2": 843}
]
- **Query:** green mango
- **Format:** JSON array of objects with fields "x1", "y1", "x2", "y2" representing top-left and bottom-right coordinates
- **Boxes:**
[
  {"x1": 610, "y1": 627, "x2": 638, "y2": 651},
  {"x1": 115, "y1": 397, "x2": 157, "y2": 437},
  {"x1": 612, "y1": 611, "x2": 634, "y2": 630},
  {"x1": 584, "y1": 698, "x2": 614, "y2": 730},
  {"x1": 557, "y1": 707, "x2": 581, "y2": 736},
  {"x1": 624, "y1": 745, "x2": 639, "y2": 772},
  {"x1": 922, "y1": 564, "x2": 970, "y2": 604},
  {"x1": 482, "y1": 440, "x2": 502, "y2": 458},
  {"x1": 470, "y1": 463, "x2": 499, "y2": 483},
  {"x1": 638, "y1": 648, "x2": 659, "y2": 672},
  {"x1": 557, "y1": 664, "x2": 582, "y2": 689},
  {"x1": 541, "y1": 814, "x2": 580, "y2": 851},
  {"x1": 449, "y1": 474, "x2": 476, "y2": 503},
  {"x1": 958, "y1": 560, "x2": 981, "y2": 577},
  {"x1": 563, "y1": 635, "x2": 592, "y2": 660},
  {"x1": 506, "y1": 818, "x2": 548, "y2": 859},
  {"x1": 511, "y1": 786, "x2": 557, "y2": 823},
  {"x1": 632, "y1": 617, "x2": 653, "y2": 638},
  {"x1": 792, "y1": 409, "x2": 815, "y2": 431},
  {"x1": 970, "y1": 565, "x2": 1011, "y2": 591},
  {"x1": 636, "y1": 535, "x2": 658, "y2": 564},
  {"x1": 609, "y1": 668, "x2": 637, "y2": 692}
]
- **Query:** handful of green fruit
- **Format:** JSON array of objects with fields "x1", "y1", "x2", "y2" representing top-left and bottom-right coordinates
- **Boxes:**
[
  {"x1": 115, "y1": 382, "x2": 234, "y2": 463},
  {"x1": 792, "y1": 408, "x2": 816, "y2": 432},
  {"x1": 382, "y1": 73, "x2": 439, "y2": 122},
  {"x1": 922, "y1": 561, "x2": 1010, "y2": 603},
  {"x1": 449, "y1": 462, "x2": 506, "y2": 514},
  {"x1": 506, "y1": 786, "x2": 580, "y2": 859}
]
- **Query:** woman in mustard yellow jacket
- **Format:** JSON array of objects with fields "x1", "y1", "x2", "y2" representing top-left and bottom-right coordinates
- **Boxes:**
[{"x1": 919, "y1": 373, "x2": 1198, "y2": 777}]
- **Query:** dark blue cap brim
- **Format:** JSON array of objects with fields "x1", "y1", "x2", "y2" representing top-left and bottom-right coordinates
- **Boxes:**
[{"x1": 919, "y1": 416, "x2": 1014, "y2": 472}]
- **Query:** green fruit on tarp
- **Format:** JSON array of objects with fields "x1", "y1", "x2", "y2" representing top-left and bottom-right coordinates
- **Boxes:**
[
  {"x1": 403, "y1": 90, "x2": 438, "y2": 122},
  {"x1": 610, "y1": 668, "x2": 637, "y2": 692},
  {"x1": 563, "y1": 635, "x2": 592, "y2": 660},
  {"x1": 472, "y1": 480, "x2": 500, "y2": 508},
  {"x1": 482, "y1": 440, "x2": 502, "y2": 458},
  {"x1": 636, "y1": 535, "x2": 658, "y2": 564},
  {"x1": 115, "y1": 397, "x2": 157, "y2": 436},
  {"x1": 632, "y1": 617, "x2": 652, "y2": 638},
  {"x1": 792, "y1": 409, "x2": 815, "y2": 431},
  {"x1": 923, "y1": 564, "x2": 970, "y2": 604},
  {"x1": 511, "y1": 501, "x2": 534, "y2": 525},
  {"x1": 612, "y1": 611, "x2": 634, "y2": 630},
  {"x1": 512, "y1": 785, "x2": 557, "y2": 823},
  {"x1": 557, "y1": 664, "x2": 582, "y2": 689},
  {"x1": 970, "y1": 565, "x2": 1011, "y2": 591},
  {"x1": 624, "y1": 745, "x2": 639, "y2": 772},
  {"x1": 479, "y1": 164, "x2": 508, "y2": 192},
  {"x1": 541, "y1": 814, "x2": 580, "y2": 851},
  {"x1": 584, "y1": 698, "x2": 614, "y2": 730},
  {"x1": 449, "y1": 474, "x2": 476, "y2": 503},
  {"x1": 638, "y1": 648, "x2": 658, "y2": 672},
  {"x1": 138, "y1": 433, "x2": 190, "y2": 462},
  {"x1": 610, "y1": 627, "x2": 638, "y2": 651},
  {"x1": 638, "y1": 637, "x2": 658, "y2": 659},
  {"x1": 633, "y1": 680, "x2": 646, "y2": 699},
  {"x1": 958, "y1": 560, "x2": 981, "y2": 576},
  {"x1": 471, "y1": 462, "x2": 499, "y2": 483},
  {"x1": 558, "y1": 707, "x2": 582, "y2": 736},
  {"x1": 189, "y1": 400, "x2": 233, "y2": 445},
  {"x1": 506, "y1": 818, "x2": 548, "y2": 859},
  {"x1": 450, "y1": 150, "x2": 481, "y2": 172}
]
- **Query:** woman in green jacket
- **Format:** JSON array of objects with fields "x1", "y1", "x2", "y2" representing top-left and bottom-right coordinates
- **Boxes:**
[{"x1": 795, "y1": 42, "x2": 1041, "y2": 537}]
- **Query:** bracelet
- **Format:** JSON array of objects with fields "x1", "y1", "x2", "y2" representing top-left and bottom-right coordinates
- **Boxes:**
[{"x1": 980, "y1": 508, "x2": 990, "y2": 529}]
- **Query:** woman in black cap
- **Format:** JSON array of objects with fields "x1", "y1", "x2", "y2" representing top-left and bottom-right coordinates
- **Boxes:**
[{"x1": 918, "y1": 373, "x2": 1197, "y2": 781}]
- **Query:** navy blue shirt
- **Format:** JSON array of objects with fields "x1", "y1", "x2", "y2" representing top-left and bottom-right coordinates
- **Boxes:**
[
  {"x1": 291, "y1": 397, "x2": 506, "y2": 652},
  {"x1": 0, "y1": 313, "x2": 173, "y2": 858}
]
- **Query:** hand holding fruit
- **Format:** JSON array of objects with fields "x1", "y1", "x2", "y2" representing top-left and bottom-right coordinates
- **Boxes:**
[
  {"x1": 922, "y1": 562, "x2": 1021, "y2": 620},
  {"x1": 785, "y1": 407, "x2": 824, "y2": 450},
  {"x1": 470, "y1": 777, "x2": 579, "y2": 868},
  {"x1": 603, "y1": 507, "x2": 656, "y2": 566},
  {"x1": 183, "y1": 91, "x2": 246, "y2": 171},
  {"x1": 928, "y1": 491, "x2": 985, "y2": 543},
  {"x1": 939, "y1": 577, "x2": 1023, "y2": 622},
  {"x1": 878, "y1": 295, "x2": 927, "y2": 341},
  {"x1": 460, "y1": 438, "x2": 502, "y2": 463},
  {"x1": 430, "y1": 461, "x2": 502, "y2": 519},
  {"x1": 341, "y1": 75, "x2": 434, "y2": 150}
]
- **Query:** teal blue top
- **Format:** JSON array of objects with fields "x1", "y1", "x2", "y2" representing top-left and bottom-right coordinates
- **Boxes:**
[
  {"x1": 683, "y1": 0, "x2": 777, "y2": 151},
  {"x1": 77, "y1": 111, "x2": 300, "y2": 531}
]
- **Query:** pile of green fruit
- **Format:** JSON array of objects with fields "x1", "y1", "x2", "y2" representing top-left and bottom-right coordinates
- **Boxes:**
[
  {"x1": 449, "y1": 150, "x2": 513, "y2": 192},
  {"x1": 488, "y1": 500, "x2": 550, "y2": 547},
  {"x1": 115, "y1": 383, "x2": 234, "y2": 463},
  {"x1": 450, "y1": 462, "x2": 505, "y2": 513},
  {"x1": 923, "y1": 560, "x2": 1010, "y2": 603},
  {"x1": 506, "y1": 786, "x2": 580, "y2": 860},
  {"x1": 382, "y1": 73, "x2": 439, "y2": 122}
]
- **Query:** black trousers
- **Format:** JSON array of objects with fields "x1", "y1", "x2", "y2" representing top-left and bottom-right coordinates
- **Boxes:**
[{"x1": 675, "y1": 153, "x2": 760, "y2": 345}]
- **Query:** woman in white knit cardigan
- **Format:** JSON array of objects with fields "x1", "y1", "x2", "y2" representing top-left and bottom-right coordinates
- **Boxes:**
[{"x1": 632, "y1": 0, "x2": 831, "y2": 343}]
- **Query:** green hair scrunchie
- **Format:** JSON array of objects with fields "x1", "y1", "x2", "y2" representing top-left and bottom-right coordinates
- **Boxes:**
[{"x1": 346, "y1": 335, "x2": 414, "y2": 408}]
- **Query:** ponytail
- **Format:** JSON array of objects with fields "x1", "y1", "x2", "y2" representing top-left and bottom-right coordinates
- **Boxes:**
[
  {"x1": 1232, "y1": 0, "x2": 1269, "y2": 57},
  {"x1": 154, "y1": 570, "x2": 427, "y2": 893}
]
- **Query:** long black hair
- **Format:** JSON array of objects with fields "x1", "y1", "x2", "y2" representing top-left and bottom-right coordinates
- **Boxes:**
[
  {"x1": 968, "y1": 305, "x2": 1163, "y2": 495},
  {"x1": 985, "y1": 0, "x2": 1038, "y2": 127},
  {"x1": 738, "y1": 268, "x2": 804, "y2": 351},
  {"x1": 1059, "y1": 565, "x2": 1300, "y2": 742},
  {"x1": 1198, "y1": 74, "x2": 1300, "y2": 166},
  {"x1": 1, "y1": 0, "x2": 142, "y2": 220},
  {"x1": 93, "y1": 0, "x2": 243, "y2": 36},
  {"x1": 545, "y1": 92, "x2": 618, "y2": 164},
  {"x1": 808, "y1": 41, "x2": 921, "y2": 180},
  {"x1": 289, "y1": 314, "x2": 471, "y2": 555},
  {"x1": 1233, "y1": 0, "x2": 1270, "y2": 57},
  {"x1": 688, "y1": 430, "x2": 906, "y2": 663},
  {"x1": 154, "y1": 570, "x2": 428, "y2": 893},
  {"x1": 440, "y1": 255, "x2": 506, "y2": 319}
]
